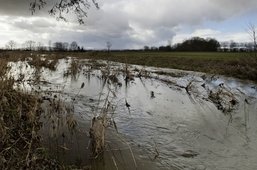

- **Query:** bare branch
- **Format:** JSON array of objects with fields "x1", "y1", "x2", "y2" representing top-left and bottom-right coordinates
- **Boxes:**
[
  {"x1": 30, "y1": 0, "x2": 99, "y2": 24},
  {"x1": 247, "y1": 23, "x2": 257, "y2": 52}
]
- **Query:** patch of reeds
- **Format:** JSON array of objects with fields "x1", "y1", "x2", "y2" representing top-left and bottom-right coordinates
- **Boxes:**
[
  {"x1": 28, "y1": 55, "x2": 59, "y2": 71},
  {"x1": 64, "y1": 58, "x2": 81, "y2": 80},
  {"x1": 0, "y1": 59, "x2": 9, "y2": 79},
  {"x1": 87, "y1": 59, "x2": 107, "y2": 69},
  {"x1": 0, "y1": 51, "x2": 27, "y2": 62},
  {"x1": 0, "y1": 59, "x2": 64, "y2": 169}
]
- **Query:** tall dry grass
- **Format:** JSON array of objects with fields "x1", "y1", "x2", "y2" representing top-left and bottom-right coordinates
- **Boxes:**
[{"x1": 0, "y1": 58, "x2": 64, "y2": 169}]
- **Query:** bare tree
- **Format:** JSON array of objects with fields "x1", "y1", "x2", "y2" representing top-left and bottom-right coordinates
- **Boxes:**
[
  {"x1": 53, "y1": 42, "x2": 63, "y2": 51},
  {"x1": 70, "y1": 41, "x2": 79, "y2": 51},
  {"x1": 106, "y1": 41, "x2": 112, "y2": 52},
  {"x1": 53, "y1": 42, "x2": 69, "y2": 51},
  {"x1": 247, "y1": 23, "x2": 257, "y2": 52},
  {"x1": 25, "y1": 40, "x2": 36, "y2": 51},
  {"x1": 229, "y1": 40, "x2": 237, "y2": 51},
  {"x1": 30, "y1": 0, "x2": 99, "y2": 24},
  {"x1": 48, "y1": 40, "x2": 52, "y2": 51},
  {"x1": 144, "y1": 46, "x2": 150, "y2": 51},
  {"x1": 62, "y1": 42, "x2": 69, "y2": 51},
  {"x1": 6, "y1": 40, "x2": 16, "y2": 50},
  {"x1": 37, "y1": 42, "x2": 46, "y2": 51}
]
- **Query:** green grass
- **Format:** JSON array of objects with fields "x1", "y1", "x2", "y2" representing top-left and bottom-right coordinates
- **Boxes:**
[
  {"x1": 1, "y1": 51, "x2": 257, "y2": 82},
  {"x1": 75, "y1": 51, "x2": 257, "y2": 82},
  {"x1": 108, "y1": 51, "x2": 249, "y2": 60}
]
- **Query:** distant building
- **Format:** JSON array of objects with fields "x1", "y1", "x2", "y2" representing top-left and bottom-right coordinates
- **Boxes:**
[{"x1": 218, "y1": 41, "x2": 255, "y2": 52}]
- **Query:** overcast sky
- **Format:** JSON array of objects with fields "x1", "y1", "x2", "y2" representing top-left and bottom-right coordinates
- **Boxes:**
[{"x1": 0, "y1": 0, "x2": 257, "y2": 49}]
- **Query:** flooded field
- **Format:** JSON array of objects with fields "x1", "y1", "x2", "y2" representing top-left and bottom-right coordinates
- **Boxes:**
[{"x1": 7, "y1": 56, "x2": 257, "y2": 170}]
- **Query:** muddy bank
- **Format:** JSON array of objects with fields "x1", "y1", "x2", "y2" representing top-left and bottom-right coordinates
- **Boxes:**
[{"x1": 6, "y1": 57, "x2": 257, "y2": 170}]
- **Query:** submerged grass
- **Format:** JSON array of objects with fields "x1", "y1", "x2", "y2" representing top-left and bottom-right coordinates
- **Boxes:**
[{"x1": 64, "y1": 58, "x2": 81, "y2": 80}]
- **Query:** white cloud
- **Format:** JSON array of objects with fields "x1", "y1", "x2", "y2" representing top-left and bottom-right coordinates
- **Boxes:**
[
  {"x1": 173, "y1": 29, "x2": 250, "y2": 44},
  {"x1": 0, "y1": 0, "x2": 257, "y2": 48}
]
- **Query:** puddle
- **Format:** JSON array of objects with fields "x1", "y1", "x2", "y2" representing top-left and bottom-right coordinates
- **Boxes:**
[{"x1": 8, "y1": 58, "x2": 257, "y2": 170}]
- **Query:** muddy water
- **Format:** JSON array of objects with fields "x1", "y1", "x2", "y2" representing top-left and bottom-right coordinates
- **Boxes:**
[{"x1": 9, "y1": 58, "x2": 257, "y2": 170}]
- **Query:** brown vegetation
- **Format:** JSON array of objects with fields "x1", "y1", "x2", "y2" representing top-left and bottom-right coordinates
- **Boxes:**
[{"x1": 0, "y1": 58, "x2": 62, "y2": 169}]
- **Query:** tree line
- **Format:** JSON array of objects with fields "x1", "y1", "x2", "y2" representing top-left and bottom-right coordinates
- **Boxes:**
[
  {"x1": 144, "y1": 35, "x2": 257, "y2": 52},
  {"x1": 2, "y1": 36, "x2": 256, "y2": 52},
  {"x1": 3, "y1": 40, "x2": 85, "y2": 52},
  {"x1": 144, "y1": 37, "x2": 220, "y2": 52}
]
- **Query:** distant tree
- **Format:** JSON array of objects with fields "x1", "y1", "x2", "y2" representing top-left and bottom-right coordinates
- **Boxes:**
[
  {"x1": 150, "y1": 46, "x2": 158, "y2": 51},
  {"x1": 106, "y1": 41, "x2": 112, "y2": 52},
  {"x1": 30, "y1": 0, "x2": 99, "y2": 24},
  {"x1": 24, "y1": 40, "x2": 36, "y2": 51},
  {"x1": 159, "y1": 45, "x2": 172, "y2": 51},
  {"x1": 229, "y1": 41, "x2": 237, "y2": 50},
  {"x1": 220, "y1": 41, "x2": 229, "y2": 48},
  {"x1": 70, "y1": 41, "x2": 79, "y2": 51},
  {"x1": 53, "y1": 42, "x2": 63, "y2": 51},
  {"x1": 206, "y1": 38, "x2": 220, "y2": 51},
  {"x1": 37, "y1": 42, "x2": 46, "y2": 51},
  {"x1": 6, "y1": 40, "x2": 16, "y2": 50},
  {"x1": 247, "y1": 23, "x2": 257, "y2": 52},
  {"x1": 80, "y1": 46, "x2": 85, "y2": 52},
  {"x1": 144, "y1": 46, "x2": 150, "y2": 51},
  {"x1": 53, "y1": 42, "x2": 69, "y2": 51},
  {"x1": 219, "y1": 41, "x2": 230, "y2": 52},
  {"x1": 245, "y1": 42, "x2": 254, "y2": 51},
  {"x1": 174, "y1": 37, "x2": 220, "y2": 52},
  {"x1": 62, "y1": 42, "x2": 69, "y2": 51},
  {"x1": 167, "y1": 40, "x2": 172, "y2": 47},
  {"x1": 48, "y1": 40, "x2": 52, "y2": 51}
]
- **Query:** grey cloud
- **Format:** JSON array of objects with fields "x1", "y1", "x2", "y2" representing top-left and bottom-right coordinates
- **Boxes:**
[
  {"x1": 0, "y1": 0, "x2": 32, "y2": 16},
  {"x1": 50, "y1": 28, "x2": 143, "y2": 49},
  {"x1": 12, "y1": 18, "x2": 56, "y2": 33},
  {"x1": 122, "y1": 0, "x2": 257, "y2": 28},
  {"x1": 0, "y1": 0, "x2": 257, "y2": 48},
  {"x1": 211, "y1": 0, "x2": 257, "y2": 12},
  {"x1": 0, "y1": 0, "x2": 50, "y2": 16},
  {"x1": 0, "y1": 0, "x2": 98, "y2": 17}
]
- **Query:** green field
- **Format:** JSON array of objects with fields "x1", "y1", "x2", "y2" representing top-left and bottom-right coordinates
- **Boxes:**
[{"x1": 73, "y1": 51, "x2": 257, "y2": 82}]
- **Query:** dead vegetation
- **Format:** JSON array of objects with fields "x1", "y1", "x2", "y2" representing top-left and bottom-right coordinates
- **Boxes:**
[
  {"x1": 0, "y1": 56, "x2": 80, "y2": 169},
  {"x1": 209, "y1": 85, "x2": 238, "y2": 114},
  {"x1": 64, "y1": 58, "x2": 82, "y2": 80},
  {"x1": 1, "y1": 51, "x2": 252, "y2": 169},
  {"x1": 0, "y1": 59, "x2": 62, "y2": 169},
  {"x1": 0, "y1": 53, "x2": 139, "y2": 169},
  {"x1": 28, "y1": 55, "x2": 59, "y2": 71},
  {"x1": 152, "y1": 70, "x2": 188, "y2": 78},
  {"x1": 90, "y1": 116, "x2": 107, "y2": 156}
]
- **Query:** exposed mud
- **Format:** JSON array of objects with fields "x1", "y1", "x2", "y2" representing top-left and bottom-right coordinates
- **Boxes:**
[{"x1": 8, "y1": 58, "x2": 257, "y2": 170}]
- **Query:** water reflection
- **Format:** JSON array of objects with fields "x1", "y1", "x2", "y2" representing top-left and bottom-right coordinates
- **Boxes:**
[{"x1": 9, "y1": 58, "x2": 257, "y2": 170}]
